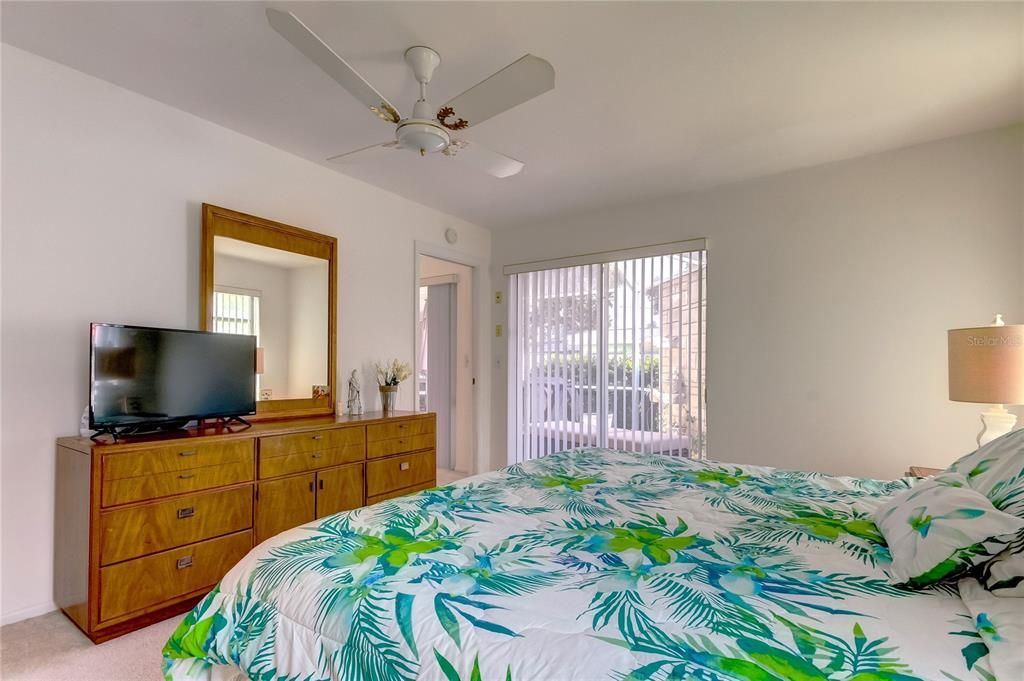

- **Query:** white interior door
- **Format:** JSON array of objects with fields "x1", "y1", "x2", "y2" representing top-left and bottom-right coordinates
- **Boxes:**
[{"x1": 424, "y1": 282, "x2": 456, "y2": 470}]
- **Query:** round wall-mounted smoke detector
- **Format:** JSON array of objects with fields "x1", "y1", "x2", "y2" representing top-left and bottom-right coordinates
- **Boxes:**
[{"x1": 445, "y1": 228, "x2": 458, "y2": 244}]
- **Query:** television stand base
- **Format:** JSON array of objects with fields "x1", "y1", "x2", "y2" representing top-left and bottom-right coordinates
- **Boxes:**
[
  {"x1": 90, "y1": 415, "x2": 252, "y2": 442},
  {"x1": 90, "y1": 419, "x2": 191, "y2": 442},
  {"x1": 195, "y1": 415, "x2": 252, "y2": 431},
  {"x1": 90, "y1": 426, "x2": 121, "y2": 442},
  {"x1": 214, "y1": 415, "x2": 252, "y2": 428}
]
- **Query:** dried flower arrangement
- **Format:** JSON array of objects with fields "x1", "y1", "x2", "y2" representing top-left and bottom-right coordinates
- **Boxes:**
[{"x1": 375, "y1": 359, "x2": 412, "y2": 387}]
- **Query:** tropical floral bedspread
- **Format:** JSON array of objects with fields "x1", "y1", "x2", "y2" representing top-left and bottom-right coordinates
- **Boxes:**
[{"x1": 164, "y1": 449, "x2": 1003, "y2": 681}]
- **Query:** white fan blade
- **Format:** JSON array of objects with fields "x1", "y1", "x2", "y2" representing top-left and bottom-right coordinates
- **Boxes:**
[
  {"x1": 326, "y1": 141, "x2": 399, "y2": 163},
  {"x1": 436, "y1": 55, "x2": 554, "y2": 131},
  {"x1": 266, "y1": 9, "x2": 401, "y2": 124},
  {"x1": 442, "y1": 140, "x2": 524, "y2": 178}
]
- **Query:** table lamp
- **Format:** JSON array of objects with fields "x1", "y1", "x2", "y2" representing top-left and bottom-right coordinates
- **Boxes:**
[{"x1": 948, "y1": 314, "x2": 1024, "y2": 446}]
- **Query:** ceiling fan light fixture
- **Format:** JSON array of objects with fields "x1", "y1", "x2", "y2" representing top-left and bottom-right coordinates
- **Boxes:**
[{"x1": 396, "y1": 120, "x2": 450, "y2": 155}]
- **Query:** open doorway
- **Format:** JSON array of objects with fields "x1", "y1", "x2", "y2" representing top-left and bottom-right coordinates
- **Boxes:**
[{"x1": 417, "y1": 255, "x2": 474, "y2": 484}]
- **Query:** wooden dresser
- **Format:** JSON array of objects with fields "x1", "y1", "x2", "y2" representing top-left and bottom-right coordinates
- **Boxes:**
[{"x1": 56, "y1": 411, "x2": 436, "y2": 642}]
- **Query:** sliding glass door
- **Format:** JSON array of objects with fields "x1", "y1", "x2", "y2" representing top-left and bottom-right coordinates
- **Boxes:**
[{"x1": 507, "y1": 244, "x2": 706, "y2": 463}]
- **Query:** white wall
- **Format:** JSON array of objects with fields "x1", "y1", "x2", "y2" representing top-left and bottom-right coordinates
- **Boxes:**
[
  {"x1": 419, "y1": 255, "x2": 475, "y2": 474},
  {"x1": 0, "y1": 45, "x2": 492, "y2": 625},
  {"x1": 214, "y1": 253, "x2": 293, "y2": 397},
  {"x1": 491, "y1": 125, "x2": 1023, "y2": 479}
]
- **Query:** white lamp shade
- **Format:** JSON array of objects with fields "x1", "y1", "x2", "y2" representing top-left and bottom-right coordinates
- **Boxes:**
[{"x1": 948, "y1": 325, "x2": 1024, "y2": 404}]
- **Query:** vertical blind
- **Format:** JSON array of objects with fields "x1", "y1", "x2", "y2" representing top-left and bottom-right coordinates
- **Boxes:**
[
  {"x1": 507, "y1": 245, "x2": 706, "y2": 464},
  {"x1": 213, "y1": 288, "x2": 262, "y2": 399},
  {"x1": 212, "y1": 289, "x2": 261, "y2": 338}
]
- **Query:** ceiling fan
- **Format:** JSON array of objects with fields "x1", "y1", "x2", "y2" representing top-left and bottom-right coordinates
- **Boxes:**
[{"x1": 266, "y1": 9, "x2": 554, "y2": 178}]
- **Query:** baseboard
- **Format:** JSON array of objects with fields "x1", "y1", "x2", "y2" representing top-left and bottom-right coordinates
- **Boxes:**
[{"x1": 0, "y1": 602, "x2": 57, "y2": 626}]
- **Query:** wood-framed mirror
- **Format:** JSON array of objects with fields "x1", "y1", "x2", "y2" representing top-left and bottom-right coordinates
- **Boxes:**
[{"x1": 200, "y1": 204, "x2": 337, "y2": 419}]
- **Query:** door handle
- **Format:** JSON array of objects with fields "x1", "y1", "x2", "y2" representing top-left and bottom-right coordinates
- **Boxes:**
[
  {"x1": 318, "y1": 479, "x2": 324, "y2": 490},
  {"x1": 176, "y1": 556, "x2": 193, "y2": 569},
  {"x1": 176, "y1": 507, "x2": 195, "y2": 519},
  {"x1": 309, "y1": 481, "x2": 314, "y2": 492}
]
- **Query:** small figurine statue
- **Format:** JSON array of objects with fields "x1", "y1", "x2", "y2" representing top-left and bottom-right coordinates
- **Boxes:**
[{"x1": 346, "y1": 369, "x2": 363, "y2": 415}]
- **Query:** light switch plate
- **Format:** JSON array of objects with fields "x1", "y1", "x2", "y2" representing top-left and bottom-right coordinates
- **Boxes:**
[
  {"x1": 495, "y1": 324, "x2": 503, "y2": 337},
  {"x1": 494, "y1": 291, "x2": 503, "y2": 304}
]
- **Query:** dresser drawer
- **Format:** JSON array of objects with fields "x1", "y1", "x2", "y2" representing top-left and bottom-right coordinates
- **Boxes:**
[
  {"x1": 101, "y1": 460, "x2": 254, "y2": 507},
  {"x1": 367, "y1": 433, "x2": 435, "y2": 459},
  {"x1": 99, "y1": 486, "x2": 252, "y2": 565},
  {"x1": 99, "y1": 530, "x2": 251, "y2": 623},
  {"x1": 103, "y1": 440, "x2": 253, "y2": 481},
  {"x1": 366, "y1": 417, "x2": 435, "y2": 443},
  {"x1": 366, "y1": 450, "x2": 436, "y2": 497},
  {"x1": 260, "y1": 427, "x2": 364, "y2": 459},
  {"x1": 367, "y1": 481, "x2": 436, "y2": 506},
  {"x1": 258, "y1": 444, "x2": 364, "y2": 479}
]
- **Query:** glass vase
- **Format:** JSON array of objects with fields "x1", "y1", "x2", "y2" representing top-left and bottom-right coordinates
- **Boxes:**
[{"x1": 379, "y1": 385, "x2": 398, "y2": 413}]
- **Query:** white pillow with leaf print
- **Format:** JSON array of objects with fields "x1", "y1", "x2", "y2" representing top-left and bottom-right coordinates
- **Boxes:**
[
  {"x1": 978, "y1": 547, "x2": 1024, "y2": 597},
  {"x1": 947, "y1": 428, "x2": 1024, "y2": 518},
  {"x1": 872, "y1": 472, "x2": 1024, "y2": 588},
  {"x1": 958, "y1": 577, "x2": 1024, "y2": 681}
]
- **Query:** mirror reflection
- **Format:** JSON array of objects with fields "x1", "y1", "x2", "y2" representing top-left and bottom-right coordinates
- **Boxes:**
[{"x1": 213, "y1": 236, "x2": 329, "y2": 401}]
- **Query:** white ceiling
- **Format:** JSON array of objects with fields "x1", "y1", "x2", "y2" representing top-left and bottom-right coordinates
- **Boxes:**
[{"x1": 3, "y1": 2, "x2": 1022, "y2": 229}]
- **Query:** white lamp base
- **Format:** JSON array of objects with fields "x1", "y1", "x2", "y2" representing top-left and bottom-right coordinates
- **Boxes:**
[{"x1": 977, "y1": 404, "x2": 1017, "y2": 447}]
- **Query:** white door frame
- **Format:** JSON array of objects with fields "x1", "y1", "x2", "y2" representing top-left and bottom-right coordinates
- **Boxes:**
[
  {"x1": 414, "y1": 242, "x2": 482, "y2": 476},
  {"x1": 419, "y1": 276, "x2": 457, "y2": 470}
]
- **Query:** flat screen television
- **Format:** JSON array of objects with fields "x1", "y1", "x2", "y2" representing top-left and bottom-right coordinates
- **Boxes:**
[{"x1": 90, "y1": 323, "x2": 256, "y2": 432}]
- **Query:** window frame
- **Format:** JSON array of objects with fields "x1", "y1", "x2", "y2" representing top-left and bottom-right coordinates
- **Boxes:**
[{"x1": 505, "y1": 239, "x2": 707, "y2": 464}]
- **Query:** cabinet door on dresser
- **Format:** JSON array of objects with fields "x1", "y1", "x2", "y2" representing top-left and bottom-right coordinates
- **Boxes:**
[
  {"x1": 256, "y1": 474, "x2": 315, "y2": 544},
  {"x1": 316, "y1": 464, "x2": 364, "y2": 518}
]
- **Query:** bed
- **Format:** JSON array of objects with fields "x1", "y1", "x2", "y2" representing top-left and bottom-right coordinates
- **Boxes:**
[{"x1": 163, "y1": 448, "x2": 1005, "y2": 680}]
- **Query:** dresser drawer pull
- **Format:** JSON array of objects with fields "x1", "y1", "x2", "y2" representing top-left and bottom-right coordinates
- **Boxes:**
[
  {"x1": 311, "y1": 453, "x2": 323, "y2": 459},
  {"x1": 398, "y1": 439, "x2": 407, "y2": 446},
  {"x1": 176, "y1": 506, "x2": 195, "y2": 519},
  {"x1": 178, "y1": 450, "x2": 197, "y2": 457},
  {"x1": 176, "y1": 556, "x2": 193, "y2": 569},
  {"x1": 399, "y1": 462, "x2": 411, "y2": 471},
  {"x1": 178, "y1": 472, "x2": 195, "y2": 480},
  {"x1": 311, "y1": 435, "x2": 323, "y2": 441},
  {"x1": 397, "y1": 423, "x2": 408, "y2": 429}
]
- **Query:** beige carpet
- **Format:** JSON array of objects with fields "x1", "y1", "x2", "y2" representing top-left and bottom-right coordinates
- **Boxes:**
[
  {"x1": 436, "y1": 467, "x2": 469, "y2": 485},
  {"x1": 0, "y1": 611, "x2": 181, "y2": 680}
]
